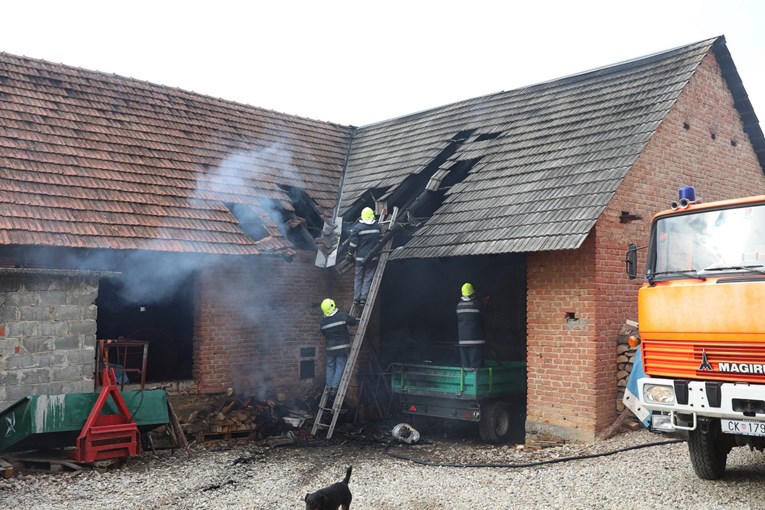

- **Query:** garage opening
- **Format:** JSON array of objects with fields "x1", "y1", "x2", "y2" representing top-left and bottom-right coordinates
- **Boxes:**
[
  {"x1": 379, "y1": 253, "x2": 526, "y2": 366},
  {"x1": 378, "y1": 253, "x2": 527, "y2": 441}
]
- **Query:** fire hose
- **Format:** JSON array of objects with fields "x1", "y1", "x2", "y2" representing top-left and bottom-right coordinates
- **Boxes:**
[{"x1": 383, "y1": 439, "x2": 683, "y2": 468}]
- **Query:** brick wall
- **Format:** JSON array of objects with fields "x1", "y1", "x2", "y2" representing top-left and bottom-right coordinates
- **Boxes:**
[
  {"x1": 595, "y1": 51, "x2": 765, "y2": 430},
  {"x1": 193, "y1": 251, "x2": 340, "y2": 400},
  {"x1": 526, "y1": 51, "x2": 765, "y2": 441},
  {"x1": 526, "y1": 234, "x2": 598, "y2": 441},
  {"x1": 0, "y1": 269, "x2": 98, "y2": 411}
]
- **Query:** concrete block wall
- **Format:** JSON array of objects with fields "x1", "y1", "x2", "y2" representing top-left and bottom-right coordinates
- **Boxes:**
[
  {"x1": 525, "y1": 51, "x2": 765, "y2": 442},
  {"x1": 0, "y1": 269, "x2": 99, "y2": 412}
]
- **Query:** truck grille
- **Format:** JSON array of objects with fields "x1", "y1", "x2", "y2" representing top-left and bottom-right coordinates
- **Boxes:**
[{"x1": 643, "y1": 340, "x2": 765, "y2": 383}]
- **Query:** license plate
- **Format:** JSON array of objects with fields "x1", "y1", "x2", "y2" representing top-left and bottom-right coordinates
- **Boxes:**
[{"x1": 721, "y1": 418, "x2": 765, "y2": 437}]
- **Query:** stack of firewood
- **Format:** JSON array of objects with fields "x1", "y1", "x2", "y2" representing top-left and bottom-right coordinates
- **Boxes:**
[
  {"x1": 182, "y1": 393, "x2": 292, "y2": 438},
  {"x1": 615, "y1": 320, "x2": 640, "y2": 429}
]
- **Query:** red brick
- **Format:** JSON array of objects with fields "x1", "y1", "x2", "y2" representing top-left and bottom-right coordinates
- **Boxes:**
[{"x1": 525, "y1": 52, "x2": 765, "y2": 441}]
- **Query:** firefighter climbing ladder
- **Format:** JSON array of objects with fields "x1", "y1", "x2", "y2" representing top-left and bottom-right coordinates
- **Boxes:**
[{"x1": 312, "y1": 208, "x2": 398, "y2": 438}]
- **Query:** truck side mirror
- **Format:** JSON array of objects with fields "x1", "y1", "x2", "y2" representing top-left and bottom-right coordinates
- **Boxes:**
[{"x1": 626, "y1": 243, "x2": 638, "y2": 279}]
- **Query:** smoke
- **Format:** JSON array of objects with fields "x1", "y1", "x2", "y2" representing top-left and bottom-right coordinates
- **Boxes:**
[
  {"x1": 186, "y1": 142, "x2": 309, "y2": 396},
  {"x1": 95, "y1": 141, "x2": 309, "y2": 305},
  {"x1": 63, "y1": 141, "x2": 315, "y2": 396}
]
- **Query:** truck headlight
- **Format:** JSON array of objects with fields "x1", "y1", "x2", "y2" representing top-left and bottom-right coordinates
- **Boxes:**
[{"x1": 644, "y1": 384, "x2": 675, "y2": 404}]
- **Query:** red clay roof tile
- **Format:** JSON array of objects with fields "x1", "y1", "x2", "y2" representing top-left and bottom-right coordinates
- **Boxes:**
[{"x1": 0, "y1": 53, "x2": 352, "y2": 255}]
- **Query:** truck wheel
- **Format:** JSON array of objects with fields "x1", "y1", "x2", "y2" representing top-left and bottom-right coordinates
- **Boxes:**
[
  {"x1": 688, "y1": 419, "x2": 728, "y2": 480},
  {"x1": 479, "y1": 401, "x2": 511, "y2": 443}
]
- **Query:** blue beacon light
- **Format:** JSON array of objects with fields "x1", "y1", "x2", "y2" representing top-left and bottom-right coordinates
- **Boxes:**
[
  {"x1": 671, "y1": 186, "x2": 698, "y2": 210},
  {"x1": 678, "y1": 186, "x2": 696, "y2": 203}
]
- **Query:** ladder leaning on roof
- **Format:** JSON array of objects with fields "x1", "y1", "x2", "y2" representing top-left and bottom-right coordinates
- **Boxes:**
[{"x1": 312, "y1": 207, "x2": 398, "y2": 439}]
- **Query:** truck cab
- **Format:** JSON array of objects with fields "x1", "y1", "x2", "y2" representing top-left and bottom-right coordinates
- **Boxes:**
[{"x1": 627, "y1": 187, "x2": 765, "y2": 479}]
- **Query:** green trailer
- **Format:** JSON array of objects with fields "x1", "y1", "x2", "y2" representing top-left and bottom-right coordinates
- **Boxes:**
[
  {"x1": 0, "y1": 390, "x2": 169, "y2": 454},
  {"x1": 390, "y1": 360, "x2": 526, "y2": 443}
]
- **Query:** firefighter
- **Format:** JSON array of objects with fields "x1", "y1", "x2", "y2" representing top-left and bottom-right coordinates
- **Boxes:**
[
  {"x1": 456, "y1": 282, "x2": 485, "y2": 368},
  {"x1": 319, "y1": 298, "x2": 357, "y2": 397},
  {"x1": 346, "y1": 206, "x2": 381, "y2": 314}
]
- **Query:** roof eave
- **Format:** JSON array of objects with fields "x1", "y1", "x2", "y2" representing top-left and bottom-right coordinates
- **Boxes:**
[{"x1": 711, "y1": 36, "x2": 765, "y2": 173}]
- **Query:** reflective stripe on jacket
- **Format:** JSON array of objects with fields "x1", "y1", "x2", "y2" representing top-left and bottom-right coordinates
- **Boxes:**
[
  {"x1": 348, "y1": 219, "x2": 381, "y2": 261},
  {"x1": 320, "y1": 310, "x2": 357, "y2": 355},
  {"x1": 456, "y1": 297, "x2": 485, "y2": 346}
]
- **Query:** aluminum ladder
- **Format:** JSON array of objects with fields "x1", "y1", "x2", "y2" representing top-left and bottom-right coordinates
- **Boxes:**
[{"x1": 312, "y1": 208, "x2": 397, "y2": 438}]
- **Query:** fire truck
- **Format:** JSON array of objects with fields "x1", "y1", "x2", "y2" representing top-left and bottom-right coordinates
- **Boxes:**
[{"x1": 625, "y1": 186, "x2": 765, "y2": 479}]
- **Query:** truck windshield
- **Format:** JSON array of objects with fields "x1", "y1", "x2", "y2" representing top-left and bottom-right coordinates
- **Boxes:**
[{"x1": 649, "y1": 203, "x2": 765, "y2": 280}]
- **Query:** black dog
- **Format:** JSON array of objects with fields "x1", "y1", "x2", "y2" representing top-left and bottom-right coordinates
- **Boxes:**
[{"x1": 304, "y1": 465, "x2": 352, "y2": 510}]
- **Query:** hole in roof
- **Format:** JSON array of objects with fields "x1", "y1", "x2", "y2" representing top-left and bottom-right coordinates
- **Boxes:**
[
  {"x1": 731, "y1": 139, "x2": 738, "y2": 147},
  {"x1": 475, "y1": 132, "x2": 502, "y2": 142},
  {"x1": 452, "y1": 129, "x2": 475, "y2": 141},
  {"x1": 225, "y1": 203, "x2": 269, "y2": 241},
  {"x1": 395, "y1": 159, "x2": 480, "y2": 242},
  {"x1": 682, "y1": 122, "x2": 690, "y2": 130},
  {"x1": 277, "y1": 184, "x2": 324, "y2": 249}
]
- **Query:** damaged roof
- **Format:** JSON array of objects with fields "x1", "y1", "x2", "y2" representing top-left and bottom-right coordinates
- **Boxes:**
[
  {"x1": 341, "y1": 36, "x2": 765, "y2": 259},
  {"x1": 0, "y1": 53, "x2": 352, "y2": 255},
  {"x1": 2, "y1": 36, "x2": 762, "y2": 261}
]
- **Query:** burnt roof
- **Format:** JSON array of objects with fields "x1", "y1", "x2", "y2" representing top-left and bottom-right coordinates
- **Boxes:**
[
  {"x1": 0, "y1": 53, "x2": 352, "y2": 256},
  {"x1": 340, "y1": 36, "x2": 764, "y2": 259},
  {"x1": 1, "y1": 36, "x2": 762, "y2": 261}
]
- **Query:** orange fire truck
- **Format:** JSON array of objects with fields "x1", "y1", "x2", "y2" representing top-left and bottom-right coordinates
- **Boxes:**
[{"x1": 626, "y1": 186, "x2": 765, "y2": 479}]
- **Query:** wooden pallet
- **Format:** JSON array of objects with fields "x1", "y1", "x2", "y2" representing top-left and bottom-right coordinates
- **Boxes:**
[{"x1": 6, "y1": 454, "x2": 83, "y2": 473}]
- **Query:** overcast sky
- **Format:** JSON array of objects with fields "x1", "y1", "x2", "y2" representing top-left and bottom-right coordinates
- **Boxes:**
[{"x1": 1, "y1": 1, "x2": 763, "y2": 127}]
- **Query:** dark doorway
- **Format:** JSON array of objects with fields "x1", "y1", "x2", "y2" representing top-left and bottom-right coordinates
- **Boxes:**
[
  {"x1": 379, "y1": 253, "x2": 527, "y2": 367},
  {"x1": 96, "y1": 269, "x2": 194, "y2": 382},
  {"x1": 379, "y1": 253, "x2": 527, "y2": 443}
]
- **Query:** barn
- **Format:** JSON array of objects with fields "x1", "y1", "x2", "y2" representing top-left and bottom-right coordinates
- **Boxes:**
[{"x1": 0, "y1": 35, "x2": 762, "y2": 441}]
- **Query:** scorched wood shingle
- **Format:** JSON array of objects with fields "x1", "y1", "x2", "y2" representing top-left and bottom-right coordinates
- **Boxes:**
[{"x1": 340, "y1": 36, "x2": 764, "y2": 260}]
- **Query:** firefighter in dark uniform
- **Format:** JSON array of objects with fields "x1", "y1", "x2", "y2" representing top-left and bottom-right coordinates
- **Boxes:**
[
  {"x1": 319, "y1": 298, "x2": 357, "y2": 397},
  {"x1": 456, "y1": 282, "x2": 485, "y2": 368},
  {"x1": 346, "y1": 207, "x2": 382, "y2": 313}
]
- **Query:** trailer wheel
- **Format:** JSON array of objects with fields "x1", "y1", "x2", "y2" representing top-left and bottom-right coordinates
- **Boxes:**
[
  {"x1": 479, "y1": 401, "x2": 511, "y2": 443},
  {"x1": 688, "y1": 418, "x2": 728, "y2": 480}
]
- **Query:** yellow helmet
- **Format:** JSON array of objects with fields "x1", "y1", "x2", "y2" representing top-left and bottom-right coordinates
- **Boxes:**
[
  {"x1": 321, "y1": 298, "x2": 336, "y2": 316},
  {"x1": 361, "y1": 207, "x2": 375, "y2": 221},
  {"x1": 461, "y1": 282, "x2": 475, "y2": 297}
]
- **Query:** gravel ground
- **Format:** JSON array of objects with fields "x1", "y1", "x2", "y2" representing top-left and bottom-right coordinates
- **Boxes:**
[{"x1": 1, "y1": 428, "x2": 764, "y2": 509}]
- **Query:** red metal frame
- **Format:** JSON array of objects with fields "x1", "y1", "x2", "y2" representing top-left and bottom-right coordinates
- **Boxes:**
[
  {"x1": 67, "y1": 366, "x2": 140, "y2": 463},
  {"x1": 94, "y1": 339, "x2": 149, "y2": 391}
]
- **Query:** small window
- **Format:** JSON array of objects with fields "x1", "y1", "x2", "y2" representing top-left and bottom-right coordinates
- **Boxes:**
[
  {"x1": 300, "y1": 360, "x2": 315, "y2": 379},
  {"x1": 299, "y1": 346, "x2": 317, "y2": 380}
]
